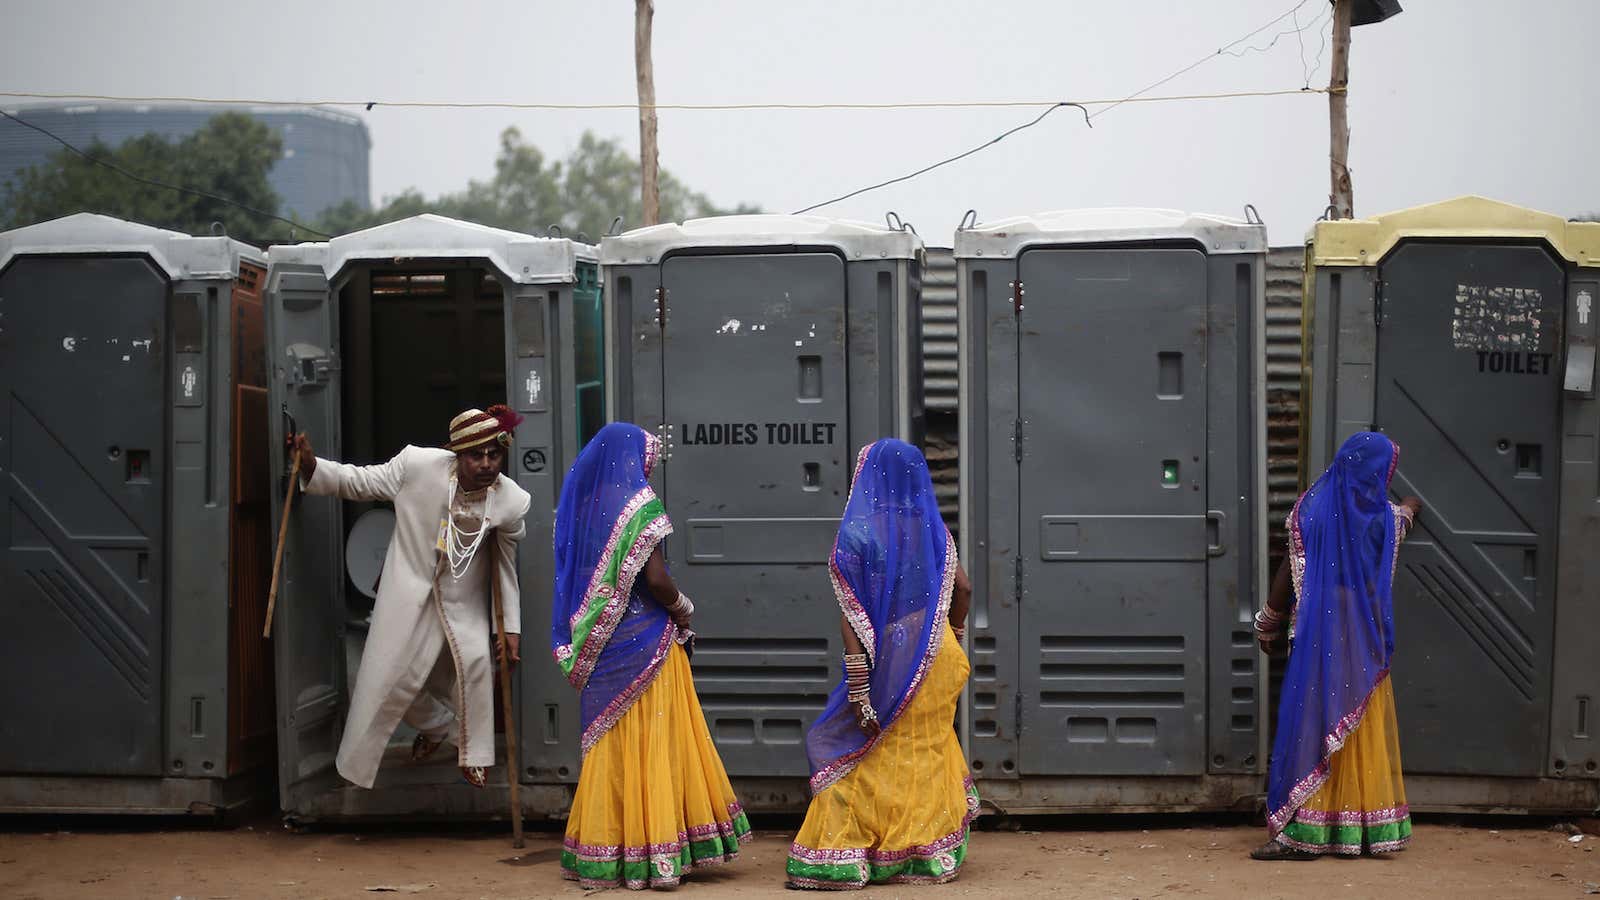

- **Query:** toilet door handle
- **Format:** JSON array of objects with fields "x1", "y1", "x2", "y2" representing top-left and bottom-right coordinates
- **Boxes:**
[{"x1": 1206, "y1": 510, "x2": 1227, "y2": 557}]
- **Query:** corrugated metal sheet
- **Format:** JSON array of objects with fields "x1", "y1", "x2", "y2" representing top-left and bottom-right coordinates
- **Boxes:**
[
  {"x1": 1266, "y1": 245, "x2": 1306, "y2": 572},
  {"x1": 1264, "y1": 245, "x2": 1305, "y2": 744},
  {"x1": 921, "y1": 247, "x2": 959, "y2": 534},
  {"x1": 921, "y1": 247, "x2": 958, "y2": 411},
  {"x1": 925, "y1": 426, "x2": 958, "y2": 535}
]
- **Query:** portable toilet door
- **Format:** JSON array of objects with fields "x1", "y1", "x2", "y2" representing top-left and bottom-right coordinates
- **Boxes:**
[
  {"x1": 265, "y1": 215, "x2": 599, "y2": 820},
  {"x1": 601, "y1": 215, "x2": 923, "y2": 796},
  {"x1": 0, "y1": 213, "x2": 274, "y2": 814},
  {"x1": 1302, "y1": 196, "x2": 1600, "y2": 811},
  {"x1": 955, "y1": 209, "x2": 1268, "y2": 811}
]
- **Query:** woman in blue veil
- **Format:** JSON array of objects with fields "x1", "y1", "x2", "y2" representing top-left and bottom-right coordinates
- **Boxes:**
[
  {"x1": 1253, "y1": 431, "x2": 1423, "y2": 859},
  {"x1": 551, "y1": 423, "x2": 750, "y2": 888},
  {"x1": 786, "y1": 439, "x2": 979, "y2": 889}
]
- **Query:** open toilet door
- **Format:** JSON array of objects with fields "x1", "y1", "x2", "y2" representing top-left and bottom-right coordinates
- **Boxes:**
[{"x1": 266, "y1": 260, "x2": 350, "y2": 812}]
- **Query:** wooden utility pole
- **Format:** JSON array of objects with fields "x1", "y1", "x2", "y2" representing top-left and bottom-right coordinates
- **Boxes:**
[
  {"x1": 1328, "y1": 0, "x2": 1354, "y2": 219},
  {"x1": 635, "y1": 0, "x2": 660, "y2": 226}
]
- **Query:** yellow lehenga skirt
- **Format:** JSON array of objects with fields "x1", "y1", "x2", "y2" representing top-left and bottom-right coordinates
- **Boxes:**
[
  {"x1": 1277, "y1": 673, "x2": 1411, "y2": 855},
  {"x1": 786, "y1": 622, "x2": 979, "y2": 890},
  {"x1": 561, "y1": 642, "x2": 751, "y2": 889}
]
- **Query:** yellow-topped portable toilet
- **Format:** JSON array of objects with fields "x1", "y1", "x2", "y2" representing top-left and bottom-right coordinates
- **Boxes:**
[{"x1": 1301, "y1": 196, "x2": 1600, "y2": 813}]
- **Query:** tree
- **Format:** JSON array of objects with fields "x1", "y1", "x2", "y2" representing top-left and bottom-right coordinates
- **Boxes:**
[
  {"x1": 317, "y1": 127, "x2": 759, "y2": 239},
  {"x1": 2, "y1": 113, "x2": 287, "y2": 239}
]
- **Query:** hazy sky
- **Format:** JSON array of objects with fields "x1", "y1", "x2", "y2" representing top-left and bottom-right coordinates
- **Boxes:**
[{"x1": 3, "y1": 0, "x2": 1596, "y2": 241}]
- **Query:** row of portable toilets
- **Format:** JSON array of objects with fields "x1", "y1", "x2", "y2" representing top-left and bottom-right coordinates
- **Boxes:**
[{"x1": 0, "y1": 197, "x2": 1595, "y2": 821}]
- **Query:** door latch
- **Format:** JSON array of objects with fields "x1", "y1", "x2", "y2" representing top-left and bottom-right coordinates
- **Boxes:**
[
  {"x1": 1206, "y1": 510, "x2": 1227, "y2": 557},
  {"x1": 285, "y1": 343, "x2": 337, "y2": 390}
]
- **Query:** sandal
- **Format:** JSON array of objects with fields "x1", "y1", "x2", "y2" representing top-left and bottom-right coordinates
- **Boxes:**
[
  {"x1": 461, "y1": 766, "x2": 487, "y2": 789},
  {"x1": 1250, "y1": 841, "x2": 1320, "y2": 861},
  {"x1": 411, "y1": 732, "x2": 446, "y2": 762}
]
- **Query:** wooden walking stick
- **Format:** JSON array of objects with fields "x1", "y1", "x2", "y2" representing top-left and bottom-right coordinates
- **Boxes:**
[
  {"x1": 263, "y1": 442, "x2": 302, "y2": 639},
  {"x1": 490, "y1": 542, "x2": 526, "y2": 849}
]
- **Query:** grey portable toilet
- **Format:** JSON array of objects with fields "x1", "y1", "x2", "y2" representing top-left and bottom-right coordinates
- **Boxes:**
[
  {"x1": 956, "y1": 208, "x2": 1267, "y2": 812},
  {"x1": 600, "y1": 215, "x2": 923, "y2": 800},
  {"x1": 0, "y1": 213, "x2": 275, "y2": 814},
  {"x1": 265, "y1": 215, "x2": 600, "y2": 820},
  {"x1": 1301, "y1": 196, "x2": 1600, "y2": 813}
]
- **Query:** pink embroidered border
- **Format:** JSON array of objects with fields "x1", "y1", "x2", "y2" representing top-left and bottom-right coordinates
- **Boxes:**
[
  {"x1": 1265, "y1": 668, "x2": 1389, "y2": 835},
  {"x1": 1390, "y1": 502, "x2": 1413, "y2": 575},
  {"x1": 563, "y1": 852, "x2": 739, "y2": 891},
  {"x1": 786, "y1": 875, "x2": 862, "y2": 891},
  {"x1": 1291, "y1": 804, "x2": 1410, "y2": 827},
  {"x1": 563, "y1": 810, "x2": 749, "y2": 861},
  {"x1": 1285, "y1": 500, "x2": 1307, "y2": 640},
  {"x1": 789, "y1": 826, "x2": 968, "y2": 866},
  {"x1": 787, "y1": 871, "x2": 960, "y2": 883},
  {"x1": 1277, "y1": 830, "x2": 1410, "y2": 856},
  {"x1": 1386, "y1": 440, "x2": 1407, "y2": 580},
  {"x1": 809, "y1": 529, "x2": 960, "y2": 793},
  {"x1": 786, "y1": 871, "x2": 960, "y2": 891},
  {"x1": 643, "y1": 429, "x2": 661, "y2": 478},
  {"x1": 830, "y1": 560, "x2": 875, "y2": 664},
  {"x1": 580, "y1": 619, "x2": 675, "y2": 754},
  {"x1": 571, "y1": 490, "x2": 653, "y2": 632},
  {"x1": 564, "y1": 491, "x2": 671, "y2": 690},
  {"x1": 562, "y1": 801, "x2": 749, "y2": 890},
  {"x1": 830, "y1": 444, "x2": 878, "y2": 661},
  {"x1": 788, "y1": 777, "x2": 977, "y2": 872},
  {"x1": 552, "y1": 490, "x2": 646, "y2": 673},
  {"x1": 566, "y1": 856, "x2": 740, "y2": 892},
  {"x1": 1277, "y1": 833, "x2": 1359, "y2": 855}
]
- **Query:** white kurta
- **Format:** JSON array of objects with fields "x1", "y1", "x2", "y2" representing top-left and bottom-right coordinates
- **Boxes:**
[{"x1": 303, "y1": 445, "x2": 531, "y2": 788}]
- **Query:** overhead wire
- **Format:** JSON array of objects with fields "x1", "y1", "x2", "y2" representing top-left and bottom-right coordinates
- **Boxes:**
[
  {"x1": 1220, "y1": 0, "x2": 1327, "y2": 62},
  {"x1": 796, "y1": 0, "x2": 1335, "y2": 214},
  {"x1": 0, "y1": 108, "x2": 331, "y2": 239},
  {"x1": 792, "y1": 102, "x2": 1092, "y2": 216},
  {"x1": 2, "y1": 1, "x2": 1338, "y2": 228},
  {"x1": 1223, "y1": 3, "x2": 1333, "y2": 88},
  {"x1": 1305, "y1": 8, "x2": 1335, "y2": 86},
  {"x1": 1294, "y1": 6, "x2": 1311, "y2": 86},
  {"x1": 2, "y1": 87, "x2": 1328, "y2": 114},
  {"x1": 1089, "y1": 0, "x2": 1320, "y2": 122}
]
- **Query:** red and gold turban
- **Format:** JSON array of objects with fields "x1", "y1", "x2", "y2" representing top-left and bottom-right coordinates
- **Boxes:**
[{"x1": 446, "y1": 405, "x2": 523, "y2": 453}]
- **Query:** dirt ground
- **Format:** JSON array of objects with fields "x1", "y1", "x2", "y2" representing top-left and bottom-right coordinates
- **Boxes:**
[{"x1": 4, "y1": 815, "x2": 1600, "y2": 900}]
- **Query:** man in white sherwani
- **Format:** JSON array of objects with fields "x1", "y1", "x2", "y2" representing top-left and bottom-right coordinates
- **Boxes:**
[{"x1": 290, "y1": 406, "x2": 532, "y2": 788}]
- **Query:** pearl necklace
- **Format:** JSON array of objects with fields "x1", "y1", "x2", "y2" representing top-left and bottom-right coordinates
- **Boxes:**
[{"x1": 445, "y1": 477, "x2": 492, "y2": 581}]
